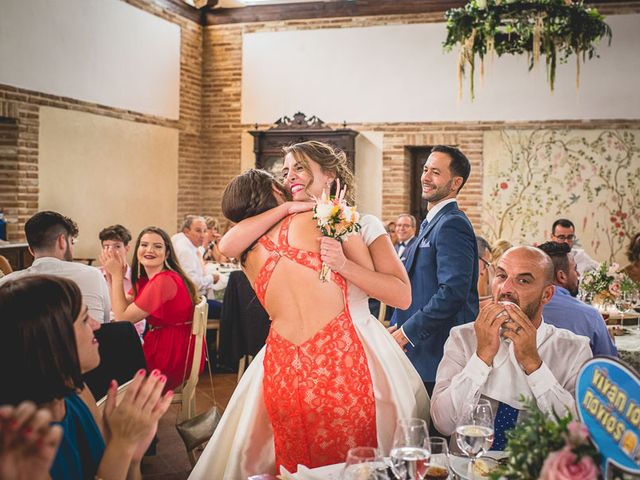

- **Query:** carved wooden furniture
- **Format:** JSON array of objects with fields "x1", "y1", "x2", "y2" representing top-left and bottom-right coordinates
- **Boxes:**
[{"x1": 249, "y1": 112, "x2": 358, "y2": 177}]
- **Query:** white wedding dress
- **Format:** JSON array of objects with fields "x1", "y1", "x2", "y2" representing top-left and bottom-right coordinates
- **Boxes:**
[{"x1": 189, "y1": 215, "x2": 429, "y2": 480}]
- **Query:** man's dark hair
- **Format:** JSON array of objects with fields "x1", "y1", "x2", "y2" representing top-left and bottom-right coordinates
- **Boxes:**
[
  {"x1": 431, "y1": 145, "x2": 471, "y2": 192},
  {"x1": 99, "y1": 224, "x2": 132, "y2": 246},
  {"x1": 627, "y1": 233, "x2": 640, "y2": 263},
  {"x1": 24, "y1": 211, "x2": 78, "y2": 252},
  {"x1": 537, "y1": 241, "x2": 572, "y2": 278},
  {"x1": 0, "y1": 275, "x2": 85, "y2": 406},
  {"x1": 476, "y1": 236, "x2": 491, "y2": 258},
  {"x1": 551, "y1": 218, "x2": 575, "y2": 235}
]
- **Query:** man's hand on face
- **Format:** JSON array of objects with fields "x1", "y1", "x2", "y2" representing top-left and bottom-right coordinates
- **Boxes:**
[
  {"x1": 474, "y1": 302, "x2": 505, "y2": 367},
  {"x1": 500, "y1": 303, "x2": 542, "y2": 375}
]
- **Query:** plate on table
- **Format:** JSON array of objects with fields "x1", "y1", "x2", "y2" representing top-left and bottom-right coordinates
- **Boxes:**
[{"x1": 450, "y1": 455, "x2": 504, "y2": 479}]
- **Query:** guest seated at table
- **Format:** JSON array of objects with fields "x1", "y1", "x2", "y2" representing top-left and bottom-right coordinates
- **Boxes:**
[
  {"x1": 0, "y1": 275, "x2": 172, "y2": 480},
  {"x1": 203, "y1": 216, "x2": 230, "y2": 264},
  {"x1": 538, "y1": 241, "x2": 617, "y2": 357},
  {"x1": 190, "y1": 169, "x2": 427, "y2": 480},
  {"x1": 551, "y1": 218, "x2": 599, "y2": 276},
  {"x1": 101, "y1": 227, "x2": 204, "y2": 391},
  {"x1": 0, "y1": 254, "x2": 12, "y2": 277},
  {"x1": 0, "y1": 211, "x2": 111, "y2": 323},
  {"x1": 431, "y1": 246, "x2": 592, "y2": 450},
  {"x1": 623, "y1": 232, "x2": 640, "y2": 283},
  {"x1": 171, "y1": 215, "x2": 227, "y2": 317},
  {"x1": 98, "y1": 224, "x2": 146, "y2": 338}
]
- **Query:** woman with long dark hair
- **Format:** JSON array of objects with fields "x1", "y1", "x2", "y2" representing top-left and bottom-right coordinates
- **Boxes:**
[
  {"x1": 102, "y1": 226, "x2": 203, "y2": 390},
  {"x1": 0, "y1": 275, "x2": 172, "y2": 480}
]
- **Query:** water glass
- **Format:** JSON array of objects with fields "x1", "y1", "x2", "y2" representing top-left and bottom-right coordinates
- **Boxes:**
[
  {"x1": 342, "y1": 447, "x2": 387, "y2": 480},
  {"x1": 390, "y1": 418, "x2": 430, "y2": 480},
  {"x1": 455, "y1": 399, "x2": 494, "y2": 479},
  {"x1": 424, "y1": 437, "x2": 450, "y2": 480}
]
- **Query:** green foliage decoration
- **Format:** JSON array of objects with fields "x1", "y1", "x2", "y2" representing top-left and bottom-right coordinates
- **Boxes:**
[{"x1": 443, "y1": 0, "x2": 612, "y2": 99}]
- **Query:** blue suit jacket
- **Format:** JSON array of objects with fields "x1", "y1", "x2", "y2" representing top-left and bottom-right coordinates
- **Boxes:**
[{"x1": 391, "y1": 201, "x2": 479, "y2": 382}]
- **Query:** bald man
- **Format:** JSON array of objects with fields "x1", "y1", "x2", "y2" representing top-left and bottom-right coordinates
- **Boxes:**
[{"x1": 431, "y1": 246, "x2": 592, "y2": 449}]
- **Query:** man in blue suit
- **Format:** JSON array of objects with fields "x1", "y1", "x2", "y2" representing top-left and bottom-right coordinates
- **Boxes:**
[
  {"x1": 394, "y1": 214, "x2": 418, "y2": 262},
  {"x1": 390, "y1": 145, "x2": 479, "y2": 395}
]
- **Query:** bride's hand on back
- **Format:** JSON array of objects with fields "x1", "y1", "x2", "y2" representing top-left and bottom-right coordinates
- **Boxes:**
[{"x1": 285, "y1": 201, "x2": 315, "y2": 214}]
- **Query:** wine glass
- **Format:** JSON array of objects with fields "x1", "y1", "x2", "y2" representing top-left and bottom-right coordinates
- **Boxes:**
[
  {"x1": 455, "y1": 399, "x2": 494, "y2": 480},
  {"x1": 342, "y1": 447, "x2": 387, "y2": 480},
  {"x1": 616, "y1": 293, "x2": 634, "y2": 327},
  {"x1": 390, "y1": 418, "x2": 430, "y2": 480},
  {"x1": 424, "y1": 437, "x2": 450, "y2": 480}
]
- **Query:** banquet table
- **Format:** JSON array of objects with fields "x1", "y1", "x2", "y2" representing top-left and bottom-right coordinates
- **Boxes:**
[
  {"x1": 615, "y1": 327, "x2": 640, "y2": 373},
  {"x1": 218, "y1": 270, "x2": 270, "y2": 370}
]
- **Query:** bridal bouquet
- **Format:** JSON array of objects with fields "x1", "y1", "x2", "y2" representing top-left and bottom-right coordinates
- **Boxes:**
[{"x1": 313, "y1": 183, "x2": 361, "y2": 282}]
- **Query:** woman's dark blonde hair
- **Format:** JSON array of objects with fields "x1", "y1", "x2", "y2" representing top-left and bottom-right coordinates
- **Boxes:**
[
  {"x1": 131, "y1": 226, "x2": 200, "y2": 304},
  {"x1": 283, "y1": 140, "x2": 355, "y2": 204}
]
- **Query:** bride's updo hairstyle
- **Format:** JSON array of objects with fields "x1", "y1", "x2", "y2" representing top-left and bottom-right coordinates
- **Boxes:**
[
  {"x1": 283, "y1": 141, "x2": 355, "y2": 205},
  {"x1": 222, "y1": 169, "x2": 291, "y2": 264}
]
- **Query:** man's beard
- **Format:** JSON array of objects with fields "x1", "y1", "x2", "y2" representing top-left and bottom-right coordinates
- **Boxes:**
[{"x1": 422, "y1": 179, "x2": 454, "y2": 203}]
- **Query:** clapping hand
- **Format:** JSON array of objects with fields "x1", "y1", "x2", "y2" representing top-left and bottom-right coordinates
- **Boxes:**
[
  {"x1": 103, "y1": 370, "x2": 173, "y2": 460},
  {"x1": 0, "y1": 401, "x2": 63, "y2": 480},
  {"x1": 500, "y1": 304, "x2": 542, "y2": 375},
  {"x1": 100, "y1": 248, "x2": 127, "y2": 280}
]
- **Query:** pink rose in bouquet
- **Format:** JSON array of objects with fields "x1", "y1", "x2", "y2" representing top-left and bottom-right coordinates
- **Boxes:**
[
  {"x1": 540, "y1": 447, "x2": 598, "y2": 480},
  {"x1": 566, "y1": 421, "x2": 590, "y2": 446}
]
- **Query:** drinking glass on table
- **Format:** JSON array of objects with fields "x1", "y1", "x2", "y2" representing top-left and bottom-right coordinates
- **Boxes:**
[
  {"x1": 342, "y1": 447, "x2": 387, "y2": 480},
  {"x1": 423, "y1": 437, "x2": 450, "y2": 480},
  {"x1": 455, "y1": 399, "x2": 494, "y2": 480},
  {"x1": 390, "y1": 418, "x2": 430, "y2": 480}
]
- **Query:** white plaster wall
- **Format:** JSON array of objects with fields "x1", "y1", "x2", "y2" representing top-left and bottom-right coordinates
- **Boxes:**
[
  {"x1": 38, "y1": 107, "x2": 179, "y2": 259},
  {"x1": 0, "y1": 0, "x2": 180, "y2": 119},
  {"x1": 242, "y1": 14, "x2": 640, "y2": 123},
  {"x1": 355, "y1": 132, "x2": 383, "y2": 217}
]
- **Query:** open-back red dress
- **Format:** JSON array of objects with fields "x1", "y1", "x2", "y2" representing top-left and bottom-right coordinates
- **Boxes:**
[{"x1": 255, "y1": 214, "x2": 377, "y2": 472}]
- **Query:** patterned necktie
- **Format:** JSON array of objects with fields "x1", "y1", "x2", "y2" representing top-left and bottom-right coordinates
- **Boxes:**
[
  {"x1": 492, "y1": 402, "x2": 519, "y2": 450},
  {"x1": 419, "y1": 218, "x2": 429, "y2": 235}
]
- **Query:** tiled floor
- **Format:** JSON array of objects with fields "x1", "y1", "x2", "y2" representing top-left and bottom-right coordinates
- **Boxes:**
[{"x1": 142, "y1": 373, "x2": 238, "y2": 480}]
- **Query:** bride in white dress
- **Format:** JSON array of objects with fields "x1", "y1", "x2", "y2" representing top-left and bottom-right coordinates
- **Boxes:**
[{"x1": 189, "y1": 141, "x2": 428, "y2": 479}]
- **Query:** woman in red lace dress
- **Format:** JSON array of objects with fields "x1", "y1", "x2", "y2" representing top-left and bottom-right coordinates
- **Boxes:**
[
  {"x1": 102, "y1": 227, "x2": 203, "y2": 391},
  {"x1": 226, "y1": 170, "x2": 377, "y2": 473}
]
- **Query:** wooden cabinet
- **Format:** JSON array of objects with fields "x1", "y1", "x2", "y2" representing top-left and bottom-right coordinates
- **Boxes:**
[{"x1": 249, "y1": 112, "x2": 358, "y2": 177}]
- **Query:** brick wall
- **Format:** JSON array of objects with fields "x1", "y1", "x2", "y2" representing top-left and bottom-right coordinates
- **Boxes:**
[
  {"x1": 201, "y1": 9, "x2": 640, "y2": 230},
  {"x1": 0, "y1": 0, "x2": 203, "y2": 241}
]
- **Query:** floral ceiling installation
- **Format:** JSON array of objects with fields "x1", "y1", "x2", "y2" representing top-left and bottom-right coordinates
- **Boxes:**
[
  {"x1": 443, "y1": 0, "x2": 612, "y2": 99},
  {"x1": 482, "y1": 129, "x2": 640, "y2": 265}
]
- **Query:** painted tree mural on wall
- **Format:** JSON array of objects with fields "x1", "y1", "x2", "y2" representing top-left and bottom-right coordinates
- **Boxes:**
[{"x1": 482, "y1": 129, "x2": 640, "y2": 265}]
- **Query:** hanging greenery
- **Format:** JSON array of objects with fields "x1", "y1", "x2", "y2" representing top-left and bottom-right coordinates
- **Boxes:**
[{"x1": 443, "y1": 0, "x2": 612, "y2": 100}]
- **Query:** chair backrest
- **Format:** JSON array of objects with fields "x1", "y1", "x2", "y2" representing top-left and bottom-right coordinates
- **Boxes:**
[
  {"x1": 181, "y1": 296, "x2": 209, "y2": 419},
  {"x1": 96, "y1": 379, "x2": 134, "y2": 412}
]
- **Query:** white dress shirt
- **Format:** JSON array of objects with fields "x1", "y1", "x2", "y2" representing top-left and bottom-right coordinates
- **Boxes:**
[
  {"x1": 571, "y1": 247, "x2": 599, "y2": 276},
  {"x1": 396, "y1": 236, "x2": 415, "y2": 258},
  {"x1": 0, "y1": 257, "x2": 112, "y2": 323},
  {"x1": 425, "y1": 198, "x2": 458, "y2": 224},
  {"x1": 172, "y1": 232, "x2": 227, "y2": 296},
  {"x1": 430, "y1": 320, "x2": 592, "y2": 436}
]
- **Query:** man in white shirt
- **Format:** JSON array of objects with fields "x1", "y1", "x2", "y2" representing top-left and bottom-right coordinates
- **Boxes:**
[
  {"x1": 394, "y1": 214, "x2": 417, "y2": 262},
  {"x1": 0, "y1": 211, "x2": 111, "y2": 323},
  {"x1": 172, "y1": 215, "x2": 227, "y2": 317},
  {"x1": 551, "y1": 218, "x2": 599, "y2": 276},
  {"x1": 431, "y1": 246, "x2": 592, "y2": 449}
]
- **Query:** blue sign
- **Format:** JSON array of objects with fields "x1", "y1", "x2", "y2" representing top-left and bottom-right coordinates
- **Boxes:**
[{"x1": 576, "y1": 357, "x2": 640, "y2": 477}]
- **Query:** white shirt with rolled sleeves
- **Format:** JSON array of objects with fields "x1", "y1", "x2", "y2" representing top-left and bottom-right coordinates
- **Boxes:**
[
  {"x1": 571, "y1": 247, "x2": 599, "y2": 277},
  {"x1": 430, "y1": 320, "x2": 592, "y2": 436},
  {"x1": 0, "y1": 257, "x2": 111, "y2": 323},
  {"x1": 171, "y1": 232, "x2": 227, "y2": 296}
]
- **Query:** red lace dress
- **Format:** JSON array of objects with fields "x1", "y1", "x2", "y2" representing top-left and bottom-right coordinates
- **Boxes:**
[
  {"x1": 256, "y1": 215, "x2": 377, "y2": 472},
  {"x1": 134, "y1": 270, "x2": 203, "y2": 390}
]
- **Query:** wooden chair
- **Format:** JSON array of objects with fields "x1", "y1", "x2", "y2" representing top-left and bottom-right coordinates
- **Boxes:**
[
  {"x1": 378, "y1": 302, "x2": 390, "y2": 327},
  {"x1": 237, "y1": 354, "x2": 253, "y2": 382},
  {"x1": 172, "y1": 296, "x2": 209, "y2": 423}
]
